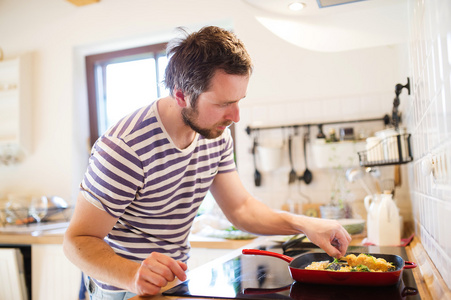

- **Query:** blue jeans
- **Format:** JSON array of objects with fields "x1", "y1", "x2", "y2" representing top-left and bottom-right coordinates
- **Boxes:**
[{"x1": 84, "y1": 274, "x2": 137, "y2": 300}]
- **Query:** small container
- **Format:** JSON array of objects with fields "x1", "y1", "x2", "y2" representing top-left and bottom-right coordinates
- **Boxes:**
[
  {"x1": 366, "y1": 137, "x2": 383, "y2": 163},
  {"x1": 328, "y1": 128, "x2": 338, "y2": 143},
  {"x1": 375, "y1": 129, "x2": 399, "y2": 161},
  {"x1": 320, "y1": 205, "x2": 345, "y2": 219},
  {"x1": 398, "y1": 127, "x2": 409, "y2": 161},
  {"x1": 339, "y1": 127, "x2": 354, "y2": 141}
]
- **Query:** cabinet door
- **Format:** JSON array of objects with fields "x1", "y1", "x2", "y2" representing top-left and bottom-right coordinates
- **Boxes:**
[
  {"x1": 32, "y1": 244, "x2": 82, "y2": 300},
  {"x1": 0, "y1": 248, "x2": 27, "y2": 300}
]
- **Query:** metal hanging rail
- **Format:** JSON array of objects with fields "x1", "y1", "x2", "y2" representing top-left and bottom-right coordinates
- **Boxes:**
[{"x1": 245, "y1": 114, "x2": 390, "y2": 135}]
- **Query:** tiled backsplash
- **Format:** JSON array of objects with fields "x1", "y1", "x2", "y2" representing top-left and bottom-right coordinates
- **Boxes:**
[
  {"x1": 407, "y1": 0, "x2": 451, "y2": 289},
  {"x1": 232, "y1": 0, "x2": 450, "y2": 290},
  {"x1": 235, "y1": 91, "x2": 413, "y2": 222}
]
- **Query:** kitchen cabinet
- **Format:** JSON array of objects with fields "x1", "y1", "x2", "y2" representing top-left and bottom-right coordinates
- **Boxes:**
[
  {"x1": 0, "y1": 53, "x2": 32, "y2": 164},
  {"x1": 0, "y1": 248, "x2": 28, "y2": 299},
  {"x1": 0, "y1": 234, "x2": 82, "y2": 300},
  {"x1": 32, "y1": 244, "x2": 81, "y2": 300}
]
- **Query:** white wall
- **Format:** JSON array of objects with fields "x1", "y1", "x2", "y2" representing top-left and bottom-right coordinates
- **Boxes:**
[
  {"x1": 406, "y1": 0, "x2": 451, "y2": 288},
  {"x1": 0, "y1": 0, "x2": 410, "y2": 219}
]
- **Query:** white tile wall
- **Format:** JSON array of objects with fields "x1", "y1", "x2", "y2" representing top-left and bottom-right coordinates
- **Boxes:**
[
  {"x1": 235, "y1": 90, "x2": 412, "y2": 223},
  {"x1": 407, "y1": 0, "x2": 451, "y2": 289},
  {"x1": 232, "y1": 0, "x2": 451, "y2": 290}
]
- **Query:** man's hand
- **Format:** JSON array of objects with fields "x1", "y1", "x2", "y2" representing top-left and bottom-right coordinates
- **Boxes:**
[
  {"x1": 130, "y1": 252, "x2": 187, "y2": 296},
  {"x1": 301, "y1": 217, "x2": 352, "y2": 258}
]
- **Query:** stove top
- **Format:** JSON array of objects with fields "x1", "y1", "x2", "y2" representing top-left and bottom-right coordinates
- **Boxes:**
[{"x1": 163, "y1": 242, "x2": 420, "y2": 299}]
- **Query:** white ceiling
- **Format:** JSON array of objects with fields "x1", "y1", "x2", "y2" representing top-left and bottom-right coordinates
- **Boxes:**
[{"x1": 241, "y1": 0, "x2": 408, "y2": 52}]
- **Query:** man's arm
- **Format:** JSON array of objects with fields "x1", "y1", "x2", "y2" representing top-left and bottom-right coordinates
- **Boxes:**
[
  {"x1": 209, "y1": 170, "x2": 351, "y2": 257},
  {"x1": 63, "y1": 192, "x2": 187, "y2": 295}
]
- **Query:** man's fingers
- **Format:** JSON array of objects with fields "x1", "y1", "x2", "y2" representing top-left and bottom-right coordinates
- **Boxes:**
[
  {"x1": 331, "y1": 228, "x2": 352, "y2": 258},
  {"x1": 171, "y1": 261, "x2": 187, "y2": 281},
  {"x1": 145, "y1": 253, "x2": 187, "y2": 282},
  {"x1": 177, "y1": 261, "x2": 188, "y2": 278}
]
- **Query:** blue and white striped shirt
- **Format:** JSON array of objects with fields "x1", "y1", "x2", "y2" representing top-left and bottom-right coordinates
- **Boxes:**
[{"x1": 80, "y1": 99, "x2": 236, "y2": 291}]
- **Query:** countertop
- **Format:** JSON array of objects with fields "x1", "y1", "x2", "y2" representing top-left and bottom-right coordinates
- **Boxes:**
[
  {"x1": 2, "y1": 226, "x2": 450, "y2": 299},
  {"x1": 0, "y1": 223, "x2": 68, "y2": 245},
  {"x1": 0, "y1": 227, "x2": 254, "y2": 249}
]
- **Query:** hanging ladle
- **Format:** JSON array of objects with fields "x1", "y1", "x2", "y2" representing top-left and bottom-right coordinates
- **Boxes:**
[
  {"x1": 288, "y1": 135, "x2": 297, "y2": 184},
  {"x1": 252, "y1": 137, "x2": 262, "y2": 187},
  {"x1": 299, "y1": 130, "x2": 313, "y2": 184}
]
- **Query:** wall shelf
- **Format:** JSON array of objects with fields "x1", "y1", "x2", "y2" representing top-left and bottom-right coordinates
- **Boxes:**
[
  {"x1": 357, "y1": 133, "x2": 413, "y2": 167},
  {"x1": 0, "y1": 53, "x2": 32, "y2": 165}
]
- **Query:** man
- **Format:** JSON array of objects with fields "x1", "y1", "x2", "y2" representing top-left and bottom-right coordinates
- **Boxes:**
[{"x1": 64, "y1": 26, "x2": 351, "y2": 299}]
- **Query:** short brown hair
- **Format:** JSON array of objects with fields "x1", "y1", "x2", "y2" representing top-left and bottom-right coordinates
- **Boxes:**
[{"x1": 164, "y1": 26, "x2": 253, "y2": 105}]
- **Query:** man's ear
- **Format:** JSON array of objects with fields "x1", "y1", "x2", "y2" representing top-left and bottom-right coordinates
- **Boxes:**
[{"x1": 174, "y1": 90, "x2": 187, "y2": 107}]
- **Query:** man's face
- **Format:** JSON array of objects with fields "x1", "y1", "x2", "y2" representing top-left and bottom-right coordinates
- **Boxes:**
[{"x1": 181, "y1": 70, "x2": 249, "y2": 139}]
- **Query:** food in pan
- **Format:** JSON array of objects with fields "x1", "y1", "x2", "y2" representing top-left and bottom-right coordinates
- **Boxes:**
[{"x1": 305, "y1": 253, "x2": 395, "y2": 272}]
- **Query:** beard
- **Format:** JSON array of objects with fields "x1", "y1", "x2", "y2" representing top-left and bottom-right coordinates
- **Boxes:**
[{"x1": 181, "y1": 106, "x2": 232, "y2": 139}]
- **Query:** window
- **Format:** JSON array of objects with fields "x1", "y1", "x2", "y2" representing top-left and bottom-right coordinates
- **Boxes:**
[
  {"x1": 85, "y1": 43, "x2": 168, "y2": 146},
  {"x1": 85, "y1": 42, "x2": 237, "y2": 160}
]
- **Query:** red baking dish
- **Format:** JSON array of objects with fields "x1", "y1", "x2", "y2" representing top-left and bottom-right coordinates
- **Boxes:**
[{"x1": 242, "y1": 249, "x2": 417, "y2": 286}]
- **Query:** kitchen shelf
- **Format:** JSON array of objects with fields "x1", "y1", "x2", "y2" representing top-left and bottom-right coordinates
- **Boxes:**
[
  {"x1": 0, "y1": 53, "x2": 32, "y2": 165},
  {"x1": 357, "y1": 133, "x2": 413, "y2": 167}
]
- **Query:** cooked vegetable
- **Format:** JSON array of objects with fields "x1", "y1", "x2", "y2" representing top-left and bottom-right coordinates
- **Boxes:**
[{"x1": 305, "y1": 253, "x2": 395, "y2": 272}]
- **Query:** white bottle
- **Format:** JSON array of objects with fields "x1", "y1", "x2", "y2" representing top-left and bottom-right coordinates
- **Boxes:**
[
  {"x1": 364, "y1": 193, "x2": 381, "y2": 245},
  {"x1": 375, "y1": 191, "x2": 401, "y2": 246}
]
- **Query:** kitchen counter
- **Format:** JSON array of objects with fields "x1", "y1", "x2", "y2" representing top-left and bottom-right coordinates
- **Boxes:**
[
  {"x1": 0, "y1": 233, "x2": 64, "y2": 245},
  {"x1": 2, "y1": 227, "x2": 450, "y2": 300},
  {"x1": 188, "y1": 234, "x2": 257, "y2": 249},
  {"x1": 0, "y1": 229, "x2": 66, "y2": 245},
  {"x1": 0, "y1": 229, "x2": 254, "y2": 248}
]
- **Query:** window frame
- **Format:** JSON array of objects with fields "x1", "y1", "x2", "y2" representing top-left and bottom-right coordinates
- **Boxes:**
[
  {"x1": 85, "y1": 43, "x2": 168, "y2": 147},
  {"x1": 84, "y1": 42, "x2": 237, "y2": 162}
]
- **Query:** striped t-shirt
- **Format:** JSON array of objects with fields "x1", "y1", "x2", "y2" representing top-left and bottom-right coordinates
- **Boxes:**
[{"x1": 80, "y1": 99, "x2": 236, "y2": 291}]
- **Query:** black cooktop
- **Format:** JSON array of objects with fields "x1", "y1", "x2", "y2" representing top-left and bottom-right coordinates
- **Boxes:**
[{"x1": 164, "y1": 242, "x2": 420, "y2": 299}]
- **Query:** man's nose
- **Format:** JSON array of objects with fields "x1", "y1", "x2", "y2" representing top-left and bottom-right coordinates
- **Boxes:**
[{"x1": 226, "y1": 103, "x2": 240, "y2": 123}]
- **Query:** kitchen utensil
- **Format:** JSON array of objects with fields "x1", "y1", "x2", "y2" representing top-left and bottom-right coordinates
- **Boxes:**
[
  {"x1": 299, "y1": 131, "x2": 312, "y2": 184},
  {"x1": 256, "y1": 143, "x2": 283, "y2": 172},
  {"x1": 28, "y1": 196, "x2": 48, "y2": 223},
  {"x1": 49, "y1": 196, "x2": 68, "y2": 209},
  {"x1": 288, "y1": 135, "x2": 297, "y2": 184},
  {"x1": 43, "y1": 196, "x2": 69, "y2": 221},
  {"x1": 252, "y1": 137, "x2": 262, "y2": 187},
  {"x1": 242, "y1": 249, "x2": 416, "y2": 286},
  {"x1": 394, "y1": 164, "x2": 402, "y2": 186},
  {"x1": 346, "y1": 167, "x2": 373, "y2": 195}
]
